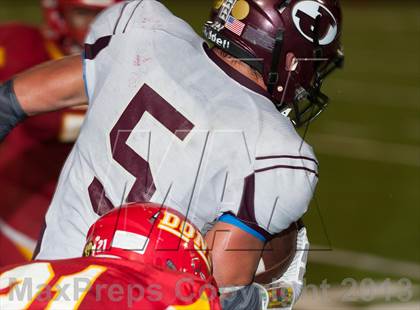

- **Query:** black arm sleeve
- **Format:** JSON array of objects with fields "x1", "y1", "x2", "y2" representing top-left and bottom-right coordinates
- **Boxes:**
[
  {"x1": 0, "y1": 80, "x2": 27, "y2": 141},
  {"x1": 221, "y1": 284, "x2": 266, "y2": 310}
]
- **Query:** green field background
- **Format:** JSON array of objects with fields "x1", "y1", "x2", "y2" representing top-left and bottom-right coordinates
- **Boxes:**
[{"x1": 1, "y1": 0, "x2": 419, "y2": 308}]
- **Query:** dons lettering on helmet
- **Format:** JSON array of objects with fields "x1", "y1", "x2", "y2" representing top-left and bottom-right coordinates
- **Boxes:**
[
  {"x1": 292, "y1": 1, "x2": 338, "y2": 46},
  {"x1": 158, "y1": 211, "x2": 211, "y2": 272},
  {"x1": 158, "y1": 211, "x2": 207, "y2": 250}
]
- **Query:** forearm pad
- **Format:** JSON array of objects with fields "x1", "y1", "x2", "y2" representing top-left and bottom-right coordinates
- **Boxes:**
[{"x1": 0, "y1": 80, "x2": 27, "y2": 141}]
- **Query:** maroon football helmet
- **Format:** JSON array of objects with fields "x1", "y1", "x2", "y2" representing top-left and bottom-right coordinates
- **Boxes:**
[{"x1": 204, "y1": 0, "x2": 344, "y2": 127}]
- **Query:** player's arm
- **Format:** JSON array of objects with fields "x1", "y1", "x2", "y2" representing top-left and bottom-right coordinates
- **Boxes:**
[
  {"x1": 205, "y1": 220, "x2": 268, "y2": 309},
  {"x1": 0, "y1": 54, "x2": 85, "y2": 140},
  {"x1": 14, "y1": 54, "x2": 86, "y2": 115},
  {"x1": 207, "y1": 143, "x2": 318, "y2": 308},
  {"x1": 205, "y1": 221, "x2": 265, "y2": 287}
]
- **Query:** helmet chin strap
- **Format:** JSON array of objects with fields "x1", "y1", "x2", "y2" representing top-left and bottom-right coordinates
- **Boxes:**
[
  {"x1": 267, "y1": 30, "x2": 284, "y2": 95},
  {"x1": 294, "y1": 15, "x2": 325, "y2": 127}
]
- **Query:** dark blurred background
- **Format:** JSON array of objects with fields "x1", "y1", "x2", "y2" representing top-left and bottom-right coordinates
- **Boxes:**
[{"x1": 1, "y1": 0, "x2": 419, "y2": 309}]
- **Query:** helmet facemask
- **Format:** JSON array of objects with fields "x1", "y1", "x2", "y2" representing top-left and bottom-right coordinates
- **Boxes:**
[{"x1": 275, "y1": 39, "x2": 345, "y2": 127}]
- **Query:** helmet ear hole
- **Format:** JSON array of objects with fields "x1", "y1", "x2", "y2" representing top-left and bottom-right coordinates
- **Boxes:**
[
  {"x1": 285, "y1": 53, "x2": 298, "y2": 72},
  {"x1": 166, "y1": 259, "x2": 177, "y2": 271}
]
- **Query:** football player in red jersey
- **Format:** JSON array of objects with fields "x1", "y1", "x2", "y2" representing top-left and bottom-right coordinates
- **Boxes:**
[
  {"x1": 0, "y1": 0, "x2": 121, "y2": 266},
  {"x1": 0, "y1": 203, "x2": 222, "y2": 309}
]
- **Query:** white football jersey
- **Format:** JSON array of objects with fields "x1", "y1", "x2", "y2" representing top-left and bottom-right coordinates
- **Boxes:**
[{"x1": 37, "y1": 0, "x2": 318, "y2": 259}]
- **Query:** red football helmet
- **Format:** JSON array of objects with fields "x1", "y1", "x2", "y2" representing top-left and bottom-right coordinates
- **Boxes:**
[
  {"x1": 204, "y1": 0, "x2": 344, "y2": 127},
  {"x1": 41, "y1": 0, "x2": 122, "y2": 50},
  {"x1": 83, "y1": 203, "x2": 212, "y2": 280}
]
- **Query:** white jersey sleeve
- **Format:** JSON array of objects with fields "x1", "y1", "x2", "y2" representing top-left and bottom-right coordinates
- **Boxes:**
[
  {"x1": 216, "y1": 104, "x2": 318, "y2": 239},
  {"x1": 248, "y1": 112, "x2": 318, "y2": 236}
]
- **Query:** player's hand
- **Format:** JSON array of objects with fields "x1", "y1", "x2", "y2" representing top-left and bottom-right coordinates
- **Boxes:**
[
  {"x1": 262, "y1": 227, "x2": 310, "y2": 309},
  {"x1": 263, "y1": 281, "x2": 295, "y2": 310}
]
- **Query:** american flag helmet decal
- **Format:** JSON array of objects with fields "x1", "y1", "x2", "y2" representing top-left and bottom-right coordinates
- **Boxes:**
[{"x1": 225, "y1": 15, "x2": 246, "y2": 36}]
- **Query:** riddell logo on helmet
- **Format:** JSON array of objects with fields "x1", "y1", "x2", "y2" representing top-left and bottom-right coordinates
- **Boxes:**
[
  {"x1": 204, "y1": 28, "x2": 231, "y2": 49},
  {"x1": 292, "y1": 1, "x2": 338, "y2": 46}
]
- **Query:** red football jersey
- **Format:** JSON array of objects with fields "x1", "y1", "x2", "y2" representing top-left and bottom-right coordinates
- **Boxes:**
[
  {"x1": 0, "y1": 23, "x2": 86, "y2": 266},
  {"x1": 0, "y1": 257, "x2": 221, "y2": 309}
]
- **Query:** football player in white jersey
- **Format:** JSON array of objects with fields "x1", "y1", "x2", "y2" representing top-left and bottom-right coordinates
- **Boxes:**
[{"x1": 0, "y1": 0, "x2": 343, "y2": 308}]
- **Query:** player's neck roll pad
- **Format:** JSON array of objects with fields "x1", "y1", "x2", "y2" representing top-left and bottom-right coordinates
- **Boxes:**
[{"x1": 0, "y1": 80, "x2": 27, "y2": 141}]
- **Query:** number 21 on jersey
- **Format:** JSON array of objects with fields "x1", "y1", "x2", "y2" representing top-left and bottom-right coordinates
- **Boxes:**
[{"x1": 0, "y1": 262, "x2": 106, "y2": 309}]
